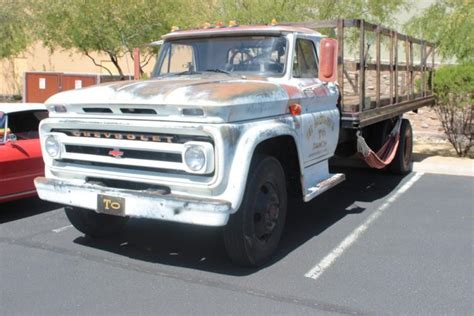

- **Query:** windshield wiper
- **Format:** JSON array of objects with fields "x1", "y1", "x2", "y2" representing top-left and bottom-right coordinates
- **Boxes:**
[
  {"x1": 163, "y1": 70, "x2": 202, "y2": 77},
  {"x1": 204, "y1": 69, "x2": 231, "y2": 75}
]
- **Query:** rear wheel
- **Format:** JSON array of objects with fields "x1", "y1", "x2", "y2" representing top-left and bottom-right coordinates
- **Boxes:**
[
  {"x1": 65, "y1": 206, "x2": 128, "y2": 238},
  {"x1": 223, "y1": 155, "x2": 287, "y2": 267},
  {"x1": 388, "y1": 119, "x2": 413, "y2": 174}
]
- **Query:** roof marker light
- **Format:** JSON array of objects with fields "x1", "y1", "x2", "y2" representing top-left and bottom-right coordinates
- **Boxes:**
[
  {"x1": 228, "y1": 20, "x2": 238, "y2": 27},
  {"x1": 271, "y1": 18, "x2": 278, "y2": 26}
]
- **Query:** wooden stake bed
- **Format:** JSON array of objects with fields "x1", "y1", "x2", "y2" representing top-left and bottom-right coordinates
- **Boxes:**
[{"x1": 281, "y1": 19, "x2": 436, "y2": 129}]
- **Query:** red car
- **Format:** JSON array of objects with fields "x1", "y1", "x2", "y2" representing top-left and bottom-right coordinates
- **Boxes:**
[{"x1": 0, "y1": 103, "x2": 48, "y2": 203}]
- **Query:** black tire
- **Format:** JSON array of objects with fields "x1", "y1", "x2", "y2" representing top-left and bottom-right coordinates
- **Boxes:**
[
  {"x1": 223, "y1": 155, "x2": 287, "y2": 267},
  {"x1": 65, "y1": 206, "x2": 128, "y2": 238},
  {"x1": 389, "y1": 119, "x2": 413, "y2": 175}
]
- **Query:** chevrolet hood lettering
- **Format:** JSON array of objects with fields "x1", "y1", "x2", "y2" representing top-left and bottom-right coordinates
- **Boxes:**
[{"x1": 70, "y1": 130, "x2": 175, "y2": 143}]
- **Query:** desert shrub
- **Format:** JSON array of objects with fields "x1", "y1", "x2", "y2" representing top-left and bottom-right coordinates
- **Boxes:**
[{"x1": 434, "y1": 63, "x2": 474, "y2": 157}]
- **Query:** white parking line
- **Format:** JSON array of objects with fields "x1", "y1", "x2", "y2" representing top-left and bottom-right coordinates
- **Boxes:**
[
  {"x1": 52, "y1": 225, "x2": 73, "y2": 233},
  {"x1": 305, "y1": 172, "x2": 424, "y2": 280}
]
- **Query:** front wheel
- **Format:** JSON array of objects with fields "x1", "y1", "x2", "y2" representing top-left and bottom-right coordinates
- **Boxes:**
[
  {"x1": 65, "y1": 206, "x2": 128, "y2": 238},
  {"x1": 223, "y1": 155, "x2": 287, "y2": 267}
]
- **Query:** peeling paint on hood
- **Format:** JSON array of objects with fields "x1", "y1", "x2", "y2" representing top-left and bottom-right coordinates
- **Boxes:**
[{"x1": 46, "y1": 75, "x2": 291, "y2": 123}]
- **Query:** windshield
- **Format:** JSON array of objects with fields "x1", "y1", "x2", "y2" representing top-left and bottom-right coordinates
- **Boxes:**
[
  {"x1": 153, "y1": 35, "x2": 287, "y2": 77},
  {"x1": 0, "y1": 112, "x2": 6, "y2": 144}
]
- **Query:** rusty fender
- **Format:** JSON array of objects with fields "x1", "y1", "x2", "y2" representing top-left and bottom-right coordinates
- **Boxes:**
[{"x1": 216, "y1": 117, "x2": 304, "y2": 212}]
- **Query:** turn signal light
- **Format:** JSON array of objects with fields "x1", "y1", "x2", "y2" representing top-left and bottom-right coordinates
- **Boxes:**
[{"x1": 289, "y1": 103, "x2": 302, "y2": 116}]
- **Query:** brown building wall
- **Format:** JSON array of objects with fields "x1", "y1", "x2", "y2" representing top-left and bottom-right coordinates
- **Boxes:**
[{"x1": 0, "y1": 42, "x2": 156, "y2": 96}]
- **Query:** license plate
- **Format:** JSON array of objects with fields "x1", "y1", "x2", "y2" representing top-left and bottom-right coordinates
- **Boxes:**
[{"x1": 97, "y1": 194, "x2": 125, "y2": 216}]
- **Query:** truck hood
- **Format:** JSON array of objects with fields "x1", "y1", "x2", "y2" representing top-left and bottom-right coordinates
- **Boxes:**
[{"x1": 46, "y1": 75, "x2": 292, "y2": 123}]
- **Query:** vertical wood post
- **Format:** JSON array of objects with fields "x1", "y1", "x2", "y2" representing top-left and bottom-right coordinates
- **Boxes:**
[
  {"x1": 389, "y1": 30, "x2": 394, "y2": 104},
  {"x1": 359, "y1": 20, "x2": 365, "y2": 112},
  {"x1": 394, "y1": 32, "x2": 399, "y2": 103},
  {"x1": 133, "y1": 48, "x2": 140, "y2": 80},
  {"x1": 337, "y1": 19, "x2": 345, "y2": 110},
  {"x1": 375, "y1": 25, "x2": 381, "y2": 108},
  {"x1": 409, "y1": 40, "x2": 414, "y2": 99}
]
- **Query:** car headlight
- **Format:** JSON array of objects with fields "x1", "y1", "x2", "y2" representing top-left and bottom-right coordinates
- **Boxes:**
[
  {"x1": 44, "y1": 135, "x2": 61, "y2": 158},
  {"x1": 184, "y1": 146, "x2": 206, "y2": 171},
  {"x1": 182, "y1": 142, "x2": 214, "y2": 174}
]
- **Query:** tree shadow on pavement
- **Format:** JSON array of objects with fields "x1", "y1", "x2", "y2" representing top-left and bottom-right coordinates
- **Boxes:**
[
  {"x1": 73, "y1": 167, "x2": 406, "y2": 276},
  {"x1": 0, "y1": 197, "x2": 61, "y2": 224}
]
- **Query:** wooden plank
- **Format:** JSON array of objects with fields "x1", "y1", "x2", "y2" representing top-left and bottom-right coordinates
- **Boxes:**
[
  {"x1": 345, "y1": 62, "x2": 425, "y2": 72},
  {"x1": 337, "y1": 19, "x2": 345, "y2": 108},
  {"x1": 376, "y1": 25, "x2": 381, "y2": 108},
  {"x1": 421, "y1": 41, "x2": 426, "y2": 97},
  {"x1": 359, "y1": 19, "x2": 365, "y2": 111},
  {"x1": 389, "y1": 30, "x2": 394, "y2": 105},
  {"x1": 394, "y1": 32, "x2": 399, "y2": 104},
  {"x1": 409, "y1": 40, "x2": 414, "y2": 100}
]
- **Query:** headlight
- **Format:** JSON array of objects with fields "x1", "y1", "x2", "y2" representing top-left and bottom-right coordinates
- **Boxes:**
[
  {"x1": 44, "y1": 135, "x2": 61, "y2": 158},
  {"x1": 182, "y1": 142, "x2": 214, "y2": 174},
  {"x1": 184, "y1": 146, "x2": 206, "y2": 171}
]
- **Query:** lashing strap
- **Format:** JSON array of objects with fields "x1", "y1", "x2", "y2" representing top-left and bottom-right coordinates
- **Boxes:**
[{"x1": 356, "y1": 118, "x2": 402, "y2": 169}]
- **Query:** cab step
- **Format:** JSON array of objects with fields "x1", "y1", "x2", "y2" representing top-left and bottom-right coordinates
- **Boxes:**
[{"x1": 303, "y1": 173, "x2": 345, "y2": 202}]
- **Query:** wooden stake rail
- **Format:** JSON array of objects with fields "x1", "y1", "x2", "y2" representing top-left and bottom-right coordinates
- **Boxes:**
[{"x1": 281, "y1": 19, "x2": 436, "y2": 129}]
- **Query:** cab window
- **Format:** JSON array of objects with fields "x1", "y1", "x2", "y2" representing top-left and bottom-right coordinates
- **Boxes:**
[
  {"x1": 293, "y1": 39, "x2": 318, "y2": 78},
  {"x1": 160, "y1": 44, "x2": 196, "y2": 74}
]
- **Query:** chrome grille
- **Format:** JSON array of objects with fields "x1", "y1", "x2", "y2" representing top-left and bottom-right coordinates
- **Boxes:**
[{"x1": 50, "y1": 129, "x2": 214, "y2": 175}]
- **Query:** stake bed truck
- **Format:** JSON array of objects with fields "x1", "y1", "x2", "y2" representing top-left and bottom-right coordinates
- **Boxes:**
[{"x1": 35, "y1": 19, "x2": 435, "y2": 266}]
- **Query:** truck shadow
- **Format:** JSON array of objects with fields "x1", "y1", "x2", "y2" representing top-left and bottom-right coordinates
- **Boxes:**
[
  {"x1": 0, "y1": 197, "x2": 61, "y2": 224},
  {"x1": 74, "y1": 167, "x2": 406, "y2": 276}
]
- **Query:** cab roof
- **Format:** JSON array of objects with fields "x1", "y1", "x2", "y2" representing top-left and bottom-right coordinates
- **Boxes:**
[
  {"x1": 0, "y1": 103, "x2": 46, "y2": 114},
  {"x1": 162, "y1": 25, "x2": 320, "y2": 40}
]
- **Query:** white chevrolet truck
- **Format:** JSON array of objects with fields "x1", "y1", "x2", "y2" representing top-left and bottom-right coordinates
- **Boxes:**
[{"x1": 35, "y1": 19, "x2": 435, "y2": 266}]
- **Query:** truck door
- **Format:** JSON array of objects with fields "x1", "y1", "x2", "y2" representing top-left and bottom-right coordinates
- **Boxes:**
[{"x1": 291, "y1": 37, "x2": 339, "y2": 166}]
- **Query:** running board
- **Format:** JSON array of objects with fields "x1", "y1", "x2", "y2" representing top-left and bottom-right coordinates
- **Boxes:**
[{"x1": 303, "y1": 173, "x2": 345, "y2": 202}]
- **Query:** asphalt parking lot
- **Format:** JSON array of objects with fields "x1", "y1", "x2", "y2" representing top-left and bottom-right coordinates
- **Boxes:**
[{"x1": 1, "y1": 168, "x2": 472, "y2": 315}]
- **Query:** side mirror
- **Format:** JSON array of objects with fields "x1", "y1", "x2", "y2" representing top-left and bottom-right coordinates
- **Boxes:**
[
  {"x1": 133, "y1": 48, "x2": 140, "y2": 80},
  {"x1": 319, "y1": 38, "x2": 338, "y2": 82},
  {"x1": 7, "y1": 133, "x2": 17, "y2": 143}
]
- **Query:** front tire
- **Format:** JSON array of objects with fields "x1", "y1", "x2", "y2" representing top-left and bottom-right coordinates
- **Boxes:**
[
  {"x1": 223, "y1": 155, "x2": 287, "y2": 267},
  {"x1": 65, "y1": 206, "x2": 128, "y2": 238}
]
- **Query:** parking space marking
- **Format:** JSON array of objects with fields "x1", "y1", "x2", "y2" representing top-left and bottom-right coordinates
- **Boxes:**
[
  {"x1": 305, "y1": 172, "x2": 424, "y2": 280},
  {"x1": 52, "y1": 225, "x2": 73, "y2": 233}
]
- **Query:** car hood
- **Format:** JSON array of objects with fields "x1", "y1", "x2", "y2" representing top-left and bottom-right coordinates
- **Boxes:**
[{"x1": 46, "y1": 75, "x2": 292, "y2": 123}]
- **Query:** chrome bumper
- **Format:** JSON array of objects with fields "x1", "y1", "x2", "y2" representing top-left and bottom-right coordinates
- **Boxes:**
[{"x1": 34, "y1": 177, "x2": 232, "y2": 226}]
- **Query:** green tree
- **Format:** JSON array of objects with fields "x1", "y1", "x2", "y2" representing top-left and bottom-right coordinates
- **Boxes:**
[
  {"x1": 404, "y1": 0, "x2": 474, "y2": 62},
  {"x1": 0, "y1": 0, "x2": 33, "y2": 59},
  {"x1": 433, "y1": 63, "x2": 473, "y2": 157},
  {"x1": 32, "y1": 0, "x2": 184, "y2": 78},
  {"x1": 198, "y1": 0, "x2": 408, "y2": 26}
]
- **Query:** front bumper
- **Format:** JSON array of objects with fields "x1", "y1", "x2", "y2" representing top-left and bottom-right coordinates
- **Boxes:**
[{"x1": 34, "y1": 177, "x2": 232, "y2": 226}]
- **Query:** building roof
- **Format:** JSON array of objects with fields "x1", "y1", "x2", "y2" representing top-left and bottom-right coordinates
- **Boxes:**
[
  {"x1": 0, "y1": 103, "x2": 46, "y2": 114},
  {"x1": 162, "y1": 25, "x2": 320, "y2": 40}
]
